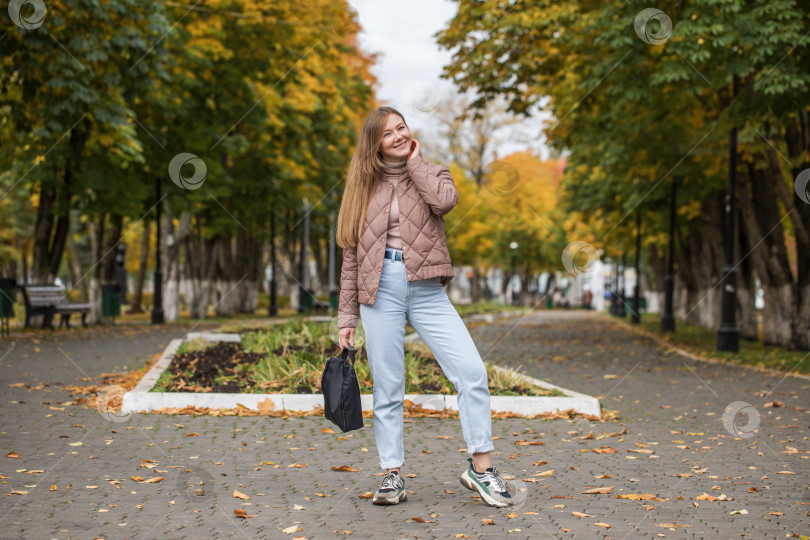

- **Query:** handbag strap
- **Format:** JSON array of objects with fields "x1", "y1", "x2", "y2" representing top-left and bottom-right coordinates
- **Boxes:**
[{"x1": 340, "y1": 347, "x2": 357, "y2": 364}]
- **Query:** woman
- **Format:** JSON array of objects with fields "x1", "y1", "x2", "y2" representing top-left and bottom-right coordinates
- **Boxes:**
[{"x1": 335, "y1": 106, "x2": 513, "y2": 508}]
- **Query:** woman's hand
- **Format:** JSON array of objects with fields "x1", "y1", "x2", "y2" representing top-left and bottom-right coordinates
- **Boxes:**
[
  {"x1": 407, "y1": 139, "x2": 421, "y2": 162},
  {"x1": 339, "y1": 327, "x2": 355, "y2": 350}
]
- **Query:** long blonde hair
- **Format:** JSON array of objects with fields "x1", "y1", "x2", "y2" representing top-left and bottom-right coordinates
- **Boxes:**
[{"x1": 336, "y1": 106, "x2": 408, "y2": 249}]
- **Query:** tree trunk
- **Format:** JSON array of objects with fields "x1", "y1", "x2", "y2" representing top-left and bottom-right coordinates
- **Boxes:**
[
  {"x1": 127, "y1": 219, "x2": 150, "y2": 314},
  {"x1": 66, "y1": 232, "x2": 88, "y2": 302},
  {"x1": 87, "y1": 215, "x2": 105, "y2": 324},
  {"x1": 183, "y1": 214, "x2": 216, "y2": 319},
  {"x1": 738, "y1": 161, "x2": 793, "y2": 346}
]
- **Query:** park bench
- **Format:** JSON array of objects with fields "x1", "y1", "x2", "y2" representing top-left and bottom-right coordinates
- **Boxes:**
[{"x1": 18, "y1": 285, "x2": 91, "y2": 329}]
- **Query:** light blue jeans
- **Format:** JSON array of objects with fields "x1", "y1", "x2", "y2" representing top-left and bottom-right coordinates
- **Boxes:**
[{"x1": 359, "y1": 248, "x2": 495, "y2": 470}]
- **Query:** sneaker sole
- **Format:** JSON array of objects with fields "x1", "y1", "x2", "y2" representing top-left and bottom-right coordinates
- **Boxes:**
[
  {"x1": 459, "y1": 470, "x2": 510, "y2": 508},
  {"x1": 372, "y1": 490, "x2": 407, "y2": 505}
]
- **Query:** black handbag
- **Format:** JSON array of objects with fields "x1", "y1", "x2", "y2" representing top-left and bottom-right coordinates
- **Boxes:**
[{"x1": 321, "y1": 347, "x2": 364, "y2": 432}]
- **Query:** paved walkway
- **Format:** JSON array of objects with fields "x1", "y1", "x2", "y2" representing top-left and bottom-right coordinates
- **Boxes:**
[{"x1": 0, "y1": 312, "x2": 807, "y2": 539}]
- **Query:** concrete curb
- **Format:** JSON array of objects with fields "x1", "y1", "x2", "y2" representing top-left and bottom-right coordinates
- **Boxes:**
[
  {"x1": 122, "y1": 312, "x2": 601, "y2": 417},
  {"x1": 607, "y1": 316, "x2": 810, "y2": 382}
]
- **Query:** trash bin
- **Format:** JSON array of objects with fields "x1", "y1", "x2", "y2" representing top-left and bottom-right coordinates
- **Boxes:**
[
  {"x1": 329, "y1": 290, "x2": 338, "y2": 310},
  {"x1": 0, "y1": 278, "x2": 15, "y2": 337},
  {"x1": 0, "y1": 278, "x2": 15, "y2": 318},
  {"x1": 301, "y1": 288, "x2": 314, "y2": 311},
  {"x1": 101, "y1": 284, "x2": 121, "y2": 318}
]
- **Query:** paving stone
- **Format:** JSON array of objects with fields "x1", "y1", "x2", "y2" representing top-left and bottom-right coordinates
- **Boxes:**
[{"x1": 0, "y1": 312, "x2": 807, "y2": 539}]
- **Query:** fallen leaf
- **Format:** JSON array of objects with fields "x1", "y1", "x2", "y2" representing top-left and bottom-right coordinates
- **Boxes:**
[
  {"x1": 454, "y1": 535, "x2": 471, "y2": 539},
  {"x1": 572, "y1": 512, "x2": 595, "y2": 518},
  {"x1": 729, "y1": 509, "x2": 748, "y2": 515},
  {"x1": 234, "y1": 509, "x2": 256, "y2": 518},
  {"x1": 553, "y1": 504, "x2": 566, "y2": 509},
  {"x1": 141, "y1": 477, "x2": 164, "y2": 483},
  {"x1": 581, "y1": 487, "x2": 613, "y2": 494},
  {"x1": 592, "y1": 447, "x2": 617, "y2": 454},
  {"x1": 288, "y1": 463, "x2": 308, "y2": 468},
  {"x1": 233, "y1": 490, "x2": 251, "y2": 500},
  {"x1": 130, "y1": 476, "x2": 144, "y2": 482},
  {"x1": 6, "y1": 452, "x2": 18, "y2": 459},
  {"x1": 481, "y1": 518, "x2": 495, "y2": 525},
  {"x1": 444, "y1": 489, "x2": 455, "y2": 494},
  {"x1": 358, "y1": 492, "x2": 373, "y2": 499},
  {"x1": 330, "y1": 465, "x2": 358, "y2": 472},
  {"x1": 321, "y1": 427, "x2": 335, "y2": 433},
  {"x1": 185, "y1": 432, "x2": 200, "y2": 437},
  {"x1": 615, "y1": 493, "x2": 657, "y2": 500},
  {"x1": 282, "y1": 524, "x2": 301, "y2": 532},
  {"x1": 411, "y1": 517, "x2": 436, "y2": 523},
  {"x1": 594, "y1": 474, "x2": 612, "y2": 479},
  {"x1": 777, "y1": 471, "x2": 796, "y2": 475},
  {"x1": 531, "y1": 460, "x2": 548, "y2": 466},
  {"x1": 763, "y1": 401, "x2": 784, "y2": 408},
  {"x1": 765, "y1": 512, "x2": 784, "y2": 516},
  {"x1": 533, "y1": 469, "x2": 555, "y2": 477},
  {"x1": 594, "y1": 522, "x2": 611, "y2": 528},
  {"x1": 293, "y1": 504, "x2": 305, "y2": 510}
]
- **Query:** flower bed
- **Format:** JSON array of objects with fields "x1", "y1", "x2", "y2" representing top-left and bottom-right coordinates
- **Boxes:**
[{"x1": 151, "y1": 319, "x2": 562, "y2": 397}]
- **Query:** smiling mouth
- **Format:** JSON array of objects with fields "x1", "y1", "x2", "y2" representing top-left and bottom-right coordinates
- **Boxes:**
[{"x1": 393, "y1": 141, "x2": 407, "y2": 149}]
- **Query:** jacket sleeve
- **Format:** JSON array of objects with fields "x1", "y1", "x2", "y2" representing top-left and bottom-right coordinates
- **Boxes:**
[
  {"x1": 337, "y1": 245, "x2": 359, "y2": 329},
  {"x1": 405, "y1": 154, "x2": 459, "y2": 216}
]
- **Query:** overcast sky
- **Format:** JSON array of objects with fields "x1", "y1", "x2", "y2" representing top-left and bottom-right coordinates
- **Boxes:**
[{"x1": 346, "y1": 0, "x2": 550, "y2": 161}]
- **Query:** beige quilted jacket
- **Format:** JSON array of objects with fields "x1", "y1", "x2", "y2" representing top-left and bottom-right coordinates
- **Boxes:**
[{"x1": 337, "y1": 154, "x2": 459, "y2": 329}]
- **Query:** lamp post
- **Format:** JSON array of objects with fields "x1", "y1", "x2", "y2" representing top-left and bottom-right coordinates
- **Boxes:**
[
  {"x1": 268, "y1": 208, "x2": 278, "y2": 317},
  {"x1": 509, "y1": 241, "x2": 518, "y2": 305},
  {"x1": 298, "y1": 199, "x2": 311, "y2": 314},
  {"x1": 632, "y1": 211, "x2": 642, "y2": 324},
  {"x1": 151, "y1": 177, "x2": 164, "y2": 324},
  {"x1": 329, "y1": 211, "x2": 338, "y2": 312},
  {"x1": 661, "y1": 178, "x2": 677, "y2": 332},
  {"x1": 717, "y1": 75, "x2": 740, "y2": 352},
  {"x1": 617, "y1": 253, "x2": 627, "y2": 318}
]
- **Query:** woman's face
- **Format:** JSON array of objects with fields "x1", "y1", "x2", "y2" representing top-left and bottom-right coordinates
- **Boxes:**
[{"x1": 378, "y1": 114, "x2": 411, "y2": 161}]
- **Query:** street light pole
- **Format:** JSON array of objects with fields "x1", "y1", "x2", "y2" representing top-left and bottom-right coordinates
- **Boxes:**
[
  {"x1": 509, "y1": 241, "x2": 518, "y2": 306},
  {"x1": 268, "y1": 208, "x2": 278, "y2": 317},
  {"x1": 661, "y1": 178, "x2": 677, "y2": 332},
  {"x1": 618, "y1": 253, "x2": 627, "y2": 318},
  {"x1": 632, "y1": 211, "x2": 642, "y2": 324},
  {"x1": 718, "y1": 75, "x2": 740, "y2": 352},
  {"x1": 151, "y1": 177, "x2": 164, "y2": 324}
]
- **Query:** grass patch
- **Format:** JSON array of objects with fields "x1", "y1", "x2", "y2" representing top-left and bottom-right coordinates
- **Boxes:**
[{"x1": 625, "y1": 313, "x2": 809, "y2": 376}]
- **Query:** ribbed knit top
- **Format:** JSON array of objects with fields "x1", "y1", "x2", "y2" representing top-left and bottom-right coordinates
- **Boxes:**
[{"x1": 380, "y1": 156, "x2": 408, "y2": 250}]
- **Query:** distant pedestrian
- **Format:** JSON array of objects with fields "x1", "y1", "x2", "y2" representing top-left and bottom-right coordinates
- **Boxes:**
[{"x1": 335, "y1": 106, "x2": 514, "y2": 507}]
